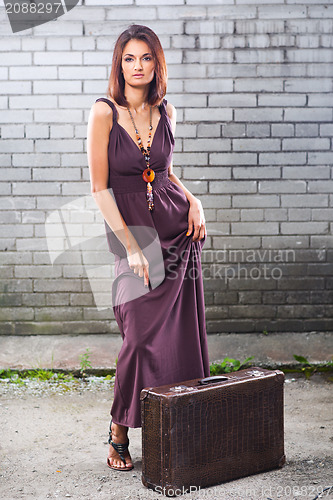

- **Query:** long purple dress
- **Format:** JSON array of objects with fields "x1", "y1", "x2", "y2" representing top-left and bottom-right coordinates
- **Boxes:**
[{"x1": 95, "y1": 97, "x2": 210, "y2": 428}]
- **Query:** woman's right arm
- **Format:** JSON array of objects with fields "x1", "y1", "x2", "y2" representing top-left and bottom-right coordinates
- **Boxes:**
[{"x1": 87, "y1": 101, "x2": 149, "y2": 287}]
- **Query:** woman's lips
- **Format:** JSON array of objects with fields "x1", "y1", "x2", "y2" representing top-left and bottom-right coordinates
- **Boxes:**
[{"x1": 133, "y1": 74, "x2": 144, "y2": 78}]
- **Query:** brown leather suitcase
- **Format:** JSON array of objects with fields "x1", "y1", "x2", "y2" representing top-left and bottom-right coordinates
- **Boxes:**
[{"x1": 140, "y1": 367, "x2": 285, "y2": 496}]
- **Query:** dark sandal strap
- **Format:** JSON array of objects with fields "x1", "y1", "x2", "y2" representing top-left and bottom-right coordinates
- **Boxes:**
[{"x1": 111, "y1": 439, "x2": 130, "y2": 465}]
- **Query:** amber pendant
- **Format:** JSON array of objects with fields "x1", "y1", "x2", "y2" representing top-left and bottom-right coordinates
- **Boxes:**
[{"x1": 142, "y1": 168, "x2": 155, "y2": 183}]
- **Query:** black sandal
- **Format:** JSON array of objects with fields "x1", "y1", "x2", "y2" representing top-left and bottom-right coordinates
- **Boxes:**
[{"x1": 106, "y1": 418, "x2": 134, "y2": 471}]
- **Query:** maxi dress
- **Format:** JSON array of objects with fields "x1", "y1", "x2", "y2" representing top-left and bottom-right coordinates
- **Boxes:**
[{"x1": 95, "y1": 97, "x2": 210, "y2": 428}]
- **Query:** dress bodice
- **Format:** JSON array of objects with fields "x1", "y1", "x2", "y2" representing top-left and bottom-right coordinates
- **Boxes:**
[{"x1": 95, "y1": 97, "x2": 175, "y2": 178}]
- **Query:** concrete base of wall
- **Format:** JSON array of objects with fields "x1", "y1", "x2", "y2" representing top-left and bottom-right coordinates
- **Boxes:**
[{"x1": 0, "y1": 331, "x2": 331, "y2": 372}]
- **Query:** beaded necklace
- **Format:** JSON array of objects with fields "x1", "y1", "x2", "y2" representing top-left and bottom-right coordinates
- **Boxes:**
[{"x1": 127, "y1": 104, "x2": 155, "y2": 211}]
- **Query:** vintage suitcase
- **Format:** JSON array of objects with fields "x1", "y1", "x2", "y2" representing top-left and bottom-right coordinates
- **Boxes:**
[{"x1": 140, "y1": 367, "x2": 285, "y2": 496}]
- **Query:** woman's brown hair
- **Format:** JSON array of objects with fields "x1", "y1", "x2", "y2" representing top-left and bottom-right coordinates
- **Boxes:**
[{"x1": 107, "y1": 24, "x2": 167, "y2": 107}]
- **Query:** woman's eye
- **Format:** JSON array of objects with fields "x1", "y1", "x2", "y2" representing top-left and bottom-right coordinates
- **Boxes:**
[
  {"x1": 144, "y1": 56, "x2": 151, "y2": 60},
  {"x1": 124, "y1": 57, "x2": 133, "y2": 62}
]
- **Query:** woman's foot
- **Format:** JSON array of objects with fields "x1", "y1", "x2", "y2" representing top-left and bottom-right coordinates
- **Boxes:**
[{"x1": 107, "y1": 421, "x2": 133, "y2": 470}]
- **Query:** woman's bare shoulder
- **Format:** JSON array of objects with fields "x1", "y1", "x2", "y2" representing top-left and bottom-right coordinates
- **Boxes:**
[
  {"x1": 165, "y1": 101, "x2": 176, "y2": 121},
  {"x1": 90, "y1": 99, "x2": 114, "y2": 132}
]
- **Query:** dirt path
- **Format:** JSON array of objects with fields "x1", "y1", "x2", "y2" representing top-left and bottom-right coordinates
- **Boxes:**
[{"x1": 0, "y1": 373, "x2": 332, "y2": 500}]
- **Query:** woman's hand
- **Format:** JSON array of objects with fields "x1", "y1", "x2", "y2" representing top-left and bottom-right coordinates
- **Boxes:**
[
  {"x1": 127, "y1": 243, "x2": 150, "y2": 287},
  {"x1": 186, "y1": 197, "x2": 207, "y2": 242}
]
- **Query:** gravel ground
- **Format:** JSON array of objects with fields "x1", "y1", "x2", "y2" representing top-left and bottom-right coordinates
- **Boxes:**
[{"x1": 0, "y1": 372, "x2": 332, "y2": 500}]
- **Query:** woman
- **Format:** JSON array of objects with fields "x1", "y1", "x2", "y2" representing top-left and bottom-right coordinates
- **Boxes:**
[{"x1": 87, "y1": 24, "x2": 210, "y2": 472}]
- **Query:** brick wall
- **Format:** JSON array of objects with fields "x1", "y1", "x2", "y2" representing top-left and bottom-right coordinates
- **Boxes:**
[{"x1": 0, "y1": 0, "x2": 332, "y2": 335}]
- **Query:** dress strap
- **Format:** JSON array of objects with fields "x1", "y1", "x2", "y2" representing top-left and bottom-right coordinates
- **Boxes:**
[{"x1": 95, "y1": 97, "x2": 117, "y2": 124}]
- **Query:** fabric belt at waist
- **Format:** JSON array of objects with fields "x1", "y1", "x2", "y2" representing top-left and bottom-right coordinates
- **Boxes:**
[{"x1": 109, "y1": 170, "x2": 171, "y2": 194}]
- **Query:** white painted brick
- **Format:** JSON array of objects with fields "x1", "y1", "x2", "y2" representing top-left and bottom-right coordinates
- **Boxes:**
[
  {"x1": 265, "y1": 208, "x2": 288, "y2": 221},
  {"x1": 210, "y1": 181, "x2": 257, "y2": 194},
  {"x1": 308, "y1": 181, "x2": 333, "y2": 193},
  {"x1": 185, "y1": 79, "x2": 233, "y2": 93},
  {"x1": 282, "y1": 166, "x2": 330, "y2": 179},
  {"x1": 34, "y1": 80, "x2": 81, "y2": 94},
  {"x1": 258, "y1": 94, "x2": 306, "y2": 106},
  {"x1": 259, "y1": 180, "x2": 306, "y2": 193},
  {"x1": 286, "y1": 78, "x2": 332, "y2": 93},
  {"x1": 72, "y1": 37, "x2": 96, "y2": 51},
  {"x1": 12, "y1": 182, "x2": 61, "y2": 195},
  {"x1": 105, "y1": 7, "x2": 155, "y2": 20},
  {"x1": 185, "y1": 20, "x2": 234, "y2": 35},
  {"x1": 13, "y1": 154, "x2": 60, "y2": 167},
  {"x1": 235, "y1": 49, "x2": 284, "y2": 64},
  {"x1": 171, "y1": 35, "x2": 196, "y2": 49},
  {"x1": 257, "y1": 64, "x2": 307, "y2": 77},
  {"x1": 222, "y1": 35, "x2": 246, "y2": 49},
  {"x1": 209, "y1": 94, "x2": 256, "y2": 107},
  {"x1": 0, "y1": 52, "x2": 32, "y2": 65},
  {"x1": 296, "y1": 35, "x2": 320, "y2": 48},
  {"x1": 46, "y1": 38, "x2": 71, "y2": 51},
  {"x1": 281, "y1": 194, "x2": 328, "y2": 208},
  {"x1": 247, "y1": 35, "x2": 271, "y2": 48},
  {"x1": 197, "y1": 124, "x2": 220, "y2": 137},
  {"x1": 259, "y1": 153, "x2": 306, "y2": 165},
  {"x1": 308, "y1": 95, "x2": 333, "y2": 107},
  {"x1": 35, "y1": 140, "x2": 83, "y2": 153},
  {"x1": 168, "y1": 64, "x2": 206, "y2": 79},
  {"x1": 222, "y1": 124, "x2": 246, "y2": 137},
  {"x1": 58, "y1": 66, "x2": 107, "y2": 79},
  {"x1": 198, "y1": 35, "x2": 221, "y2": 49},
  {"x1": 288, "y1": 209, "x2": 311, "y2": 222},
  {"x1": 26, "y1": 125, "x2": 49, "y2": 139},
  {"x1": 186, "y1": 50, "x2": 233, "y2": 64},
  {"x1": 1, "y1": 125, "x2": 25, "y2": 138},
  {"x1": 308, "y1": 5, "x2": 333, "y2": 18},
  {"x1": 207, "y1": 64, "x2": 256, "y2": 78},
  {"x1": 282, "y1": 138, "x2": 330, "y2": 151},
  {"x1": 235, "y1": 20, "x2": 284, "y2": 34},
  {"x1": 21, "y1": 38, "x2": 46, "y2": 51},
  {"x1": 33, "y1": 22, "x2": 83, "y2": 36},
  {"x1": 50, "y1": 125, "x2": 74, "y2": 139},
  {"x1": 247, "y1": 124, "x2": 270, "y2": 137},
  {"x1": 286, "y1": 20, "x2": 333, "y2": 34},
  {"x1": 281, "y1": 222, "x2": 328, "y2": 234},
  {"x1": 308, "y1": 152, "x2": 333, "y2": 164},
  {"x1": 207, "y1": 5, "x2": 256, "y2": 18},
  {"x1": 34, "y1": 51, "x2": 82, "y2": 65},
  {"x1": 173, "y1": 153, "x2": 208, "y2": 165},
  {"x1": 185, "y1": 108, "x2": 232, "y2": 122},
  {"x1": 1, "y1": 140, "x2": 33, "y2": 153},
  {"x1": 9, "y1": 66, "x2": 57, "y2": 81},
  {"x1": 0, "y1": 81, "x2": 31, "y2": 94},
  {"x1": 9, "y1": 95, "x2": 57, "y2": 109},
  {"x1": 184, "y1": 139, "x2": 230, "y2": 152},
  {"x1": 320, "y1": 124, "x2": 333, "y2": 136},
  {"x1": 234, "y1": 108, "x2": 283, "y2": 122},
  {"x1": 241, "y1": 209, "x2": 264, "y2": 221},
  {"x1": 0, "y1": 67, "x2": 8, "y2": 79},
  {"x1": 233, "y1": 167, "x2": 281, "y2": 179},
  {"x1": 33, "y1": 168, "x2": 80, "y2": 181},
  {"x1": 232, "y1": 195, "x2": 279, "y2": 208},
  {"x1": 272, "y1": 124, "x2": 294, "y2": 137},
  {"x1": 270, "y1": 34, "x2": 296, "y2": 47},
  {"x1": 217, "y1": 209, "x2": 240, "y2": 222},
  {"x1": 231, "y1": 222, "x2": 279, "y2": 235},
  {"x1": 0, "y1": 37, "x2": 20, "y2": 50},
  {"x1": 0, "y1": 110, "x2": 32, "y2": 123},
  {"x1": 312, "y1": 209, "x2": 333, "y2": 221},
  {"x1": 183, "y1": 166, "x2": 231, "y2": 180},
  {"x1": 235, "y1": 79, "x2": 283, "y2": 92},
  {"x1": 258, "y1": 5, "x2": 306, "y2": 18},
  {"x1": 233, "y1": 139, "x2": 280, "y2": 152},
  {"x1": 172, "y1": 124, "x2": 196, "y2": 138},
  {"x1": 158, "y1": 6, "x2": 206, "y2": 19},
  {"x1": 210, "y1": 153, "x2": 256, "y2": 166},
  {"x1": 34, "y1": 110, "x2": 82, "y2": 123}
]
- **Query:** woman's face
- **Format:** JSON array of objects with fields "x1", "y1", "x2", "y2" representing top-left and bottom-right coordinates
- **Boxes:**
[{"x1": 121, "y1": 39, "x2": 155, "y2": 88}]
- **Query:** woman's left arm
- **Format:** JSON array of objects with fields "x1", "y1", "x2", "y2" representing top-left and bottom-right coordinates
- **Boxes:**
[{"x1": 166, "y1": 102, "x2": 207, "y2": 242}]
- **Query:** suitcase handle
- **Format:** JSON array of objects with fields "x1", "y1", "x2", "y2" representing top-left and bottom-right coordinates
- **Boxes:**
[{"x1": 199, "y1": 375, "x2": 229, "y2": 384}]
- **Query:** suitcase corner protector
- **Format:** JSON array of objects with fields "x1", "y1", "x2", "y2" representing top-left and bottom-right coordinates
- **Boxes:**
[{"x1": 278, "y1": 454, "x2": 286, "y2": 468}]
